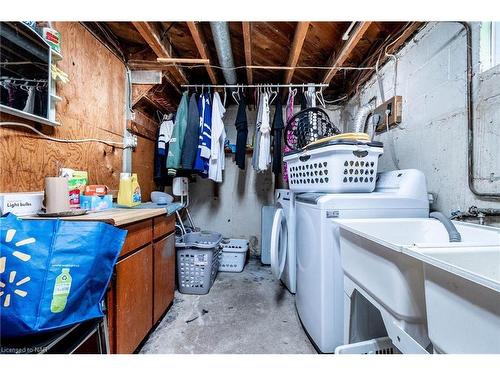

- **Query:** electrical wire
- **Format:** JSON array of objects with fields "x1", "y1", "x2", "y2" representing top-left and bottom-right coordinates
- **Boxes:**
[{"x1": 0, "y1": 122, "x2": 126, "y2": 148}]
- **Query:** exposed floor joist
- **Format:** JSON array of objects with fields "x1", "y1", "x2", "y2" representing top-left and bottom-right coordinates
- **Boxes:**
[
  {"x1": 283, "y1": 22, "x2": 310, "y2": 84},
  {"x1": 345, "y1": 22, "x2": 424, "y2": 97},
  {"x1": 322, "y1": 21, "x2": 373, "y2": 84},
  {"x1": 132, "y1": 22, "x2": 188, "y2": 85},
  {"x1": 186, "y1": 22, "x2": 218, "y2": 84},
  {"x1": 242, "y1": 22, "x2": 253, "y2": 84}
]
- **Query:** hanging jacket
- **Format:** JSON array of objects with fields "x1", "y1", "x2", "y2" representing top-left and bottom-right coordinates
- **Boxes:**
[
  {"x1": 209, "y1": 92, "x2": 226, "y2": 182},
  {"x1": 193, "y1": 92, "x2": 212, "y2": 177},
  {"x1": 181, "y1": 93, "x2": 200, "y2": 169},
  {"x1": 158, "y1": 117, "x2": 175, "y2": 156},
  {"x1": 272, "y1": 95, "x2": 284, "y2": 178},
  {"x1": 234, "y1": 96, "x2": 248, "y2": 170},
  {"x1": 167, "y1": 91, "x2": 189, "y2": 171}
]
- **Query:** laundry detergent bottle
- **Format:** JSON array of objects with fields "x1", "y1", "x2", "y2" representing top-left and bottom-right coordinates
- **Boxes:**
[{"x1": 50, "y1": 268, "x2": 72, "y2": 313}]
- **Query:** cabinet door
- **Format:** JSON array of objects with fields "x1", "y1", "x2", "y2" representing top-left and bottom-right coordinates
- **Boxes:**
[
  {"x1": 115, "y1": 245, "x2": 153, "y2": 354},
  {"x1": 153, "y1": 233, "x2": 175, "y2": 323}
]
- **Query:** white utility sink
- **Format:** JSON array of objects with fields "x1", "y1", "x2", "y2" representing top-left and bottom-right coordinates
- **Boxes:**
[
  {"x1": 405, "y1": 246, "x2": 500, "y2": 353},
  {"x1": 338, "y1": 218, "x2": 500, "y2": 353}
]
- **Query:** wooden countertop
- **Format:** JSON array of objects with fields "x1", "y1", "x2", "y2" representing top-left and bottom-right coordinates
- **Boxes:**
[{"x1": 23, "y1": 208, "x2": 169, "y2": 226}]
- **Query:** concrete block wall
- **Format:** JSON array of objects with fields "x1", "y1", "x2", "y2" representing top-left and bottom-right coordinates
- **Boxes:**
[
  {"x1": 188, "y1": 105, "x2": 275, "y2": 257},
  {"x1": 339, "y1": 22, "x2": 500, "y2": 221}
]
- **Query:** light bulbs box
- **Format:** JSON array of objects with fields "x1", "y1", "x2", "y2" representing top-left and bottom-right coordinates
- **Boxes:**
[
  {"x1": 79, "y1": 194, "x2": 113, "y2": 211},
  {"x1": 0, "y1": 192, "x2": 44, "y2": 216}
]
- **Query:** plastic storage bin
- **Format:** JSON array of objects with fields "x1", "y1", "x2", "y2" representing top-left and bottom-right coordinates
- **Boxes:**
[
  {"x1": 283, "y1": 140, "x2": 383, "y2": 193},
  {"x1": 334, "y1": 337, "x2": 400, "y2": 354},
  {"x1": 176, "y1": 231, "x2": 223, "y2": 295},
  {"x1": 219, "y1": 239, "x2": 249, "y2": 273}
]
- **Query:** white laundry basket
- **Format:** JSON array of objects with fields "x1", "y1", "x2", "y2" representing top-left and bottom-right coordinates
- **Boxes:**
[
  {"x1": 335, "y1": 337, "x2": 400, "y2": 354},
  {"x1": 283, "y1": 140, "x2": 384, "y2": 193},
  {"x1": 219, "y1": 239, "x2": 249, "y2": 273}
]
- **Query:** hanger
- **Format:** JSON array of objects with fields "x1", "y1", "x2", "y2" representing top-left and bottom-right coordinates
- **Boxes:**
[
  {"x1": 268, "y1": 85, "x2": 278, "y2": 105},
  {"x1": 316, "y1": 87, "x2": 327, "y2": 108},
  {"x1": 232, "y1": 85, "x2": 240, "y2": 104}
]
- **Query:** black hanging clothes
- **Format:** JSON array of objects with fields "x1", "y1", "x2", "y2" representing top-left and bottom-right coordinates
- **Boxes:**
[
  {"x1": 234, "y1": 96, "x2": 248, "y2": 170},
  {"x1": 272, "y1": 95, "x2": 284, "y2": 178},
  {"x1": 300, "y1": 91, "x2": 308, "y2": 110},
  {"x1": 181, "y1": 92, "x2": 200, "y2": 170}
]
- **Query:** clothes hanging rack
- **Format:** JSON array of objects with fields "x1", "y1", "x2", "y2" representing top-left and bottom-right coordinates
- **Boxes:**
[{"x1": 181, "y1": 83, "x2": 329, "y2": 89}]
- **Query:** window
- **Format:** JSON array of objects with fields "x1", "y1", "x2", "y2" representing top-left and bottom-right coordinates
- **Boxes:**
[{"x1": 480, "y1": 22, "x2": 500, "y2": 73}]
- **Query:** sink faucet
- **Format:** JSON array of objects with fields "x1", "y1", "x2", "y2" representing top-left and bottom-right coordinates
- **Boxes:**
[{"x1": 430, "y1": 211, "x2": 462, "y2": 242}]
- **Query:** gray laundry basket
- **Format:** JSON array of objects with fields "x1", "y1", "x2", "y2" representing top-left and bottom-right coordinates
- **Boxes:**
[{"x1": 176, "y1": 231, "x2": 223, "y2": 295}]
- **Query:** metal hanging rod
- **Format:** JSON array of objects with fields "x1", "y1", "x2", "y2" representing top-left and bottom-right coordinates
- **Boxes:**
[{"x1": 181, "y1": 83, "x2": 329, "y2": 89}]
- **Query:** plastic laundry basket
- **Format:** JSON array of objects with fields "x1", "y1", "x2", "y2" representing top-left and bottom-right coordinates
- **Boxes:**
[
  {"x1": 219, "y1": 239, "x2": 249, "y2": 273},
  {"x1": 176, "y1": 231, "x2": 223, "y2": 295},
  {"x1": 283, "y1": 139, "x2": 383, "y2": 193},
  {"x1": 334, "y1": 337, "x2": 400, "y2": 354}
]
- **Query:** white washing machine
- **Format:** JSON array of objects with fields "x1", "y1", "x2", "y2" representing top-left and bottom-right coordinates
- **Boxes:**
[
  {"x1": 270, "y1": 189, "x2": 296, "y2": 294},
  {"x1": 295, "y1": 169, "x2": 429, "y2": 353}
]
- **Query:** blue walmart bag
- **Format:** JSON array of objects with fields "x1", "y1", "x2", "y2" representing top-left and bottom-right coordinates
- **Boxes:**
[{"x1": 0, "y1": 214, "x2": 127, "y2": 338}]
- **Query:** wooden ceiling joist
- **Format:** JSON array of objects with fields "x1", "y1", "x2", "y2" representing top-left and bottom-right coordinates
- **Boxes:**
[
  {"x1": 284, "y1": 22, "x2": 310, "y2": 84},
  {"x1": 242, "y1": 22, "x2": 253, "y2": 84},
  {"x1": 345, "y1": 22, "x2": 424, "y2": 97},
  {"x1": 132, "y1": 84, "x2": 155, "y2": 106},
  {"x1": 132, "y1": 22, "x2": 188, "y2": 85},
  {"x1": 186, "y1": 22, "x2": 218, "y2": 84},
  {"x1": 322, "y1": 22, "x2": 373, "y2": 84}
]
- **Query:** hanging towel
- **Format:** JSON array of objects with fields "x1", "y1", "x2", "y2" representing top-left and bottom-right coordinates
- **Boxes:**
[
  {"x1": 257, "y1": 93, "x2": 271, "y2": 171},
  {"x1": 234, "y1": 96, "x2": 248, "y2": 170},
  {"x1": 167, "y1": 91, "x2": 189, "y2": 171},
  {"x1": 193, "y1": 92, "x2": 212, "y2": 177},
  {"x1": 181, "y1": 93, "x2": 200, "y2": 169},
  {"x1": 272, "y1": 95, "x2": 284, "y2": 178},
  {"x1": 209, "y1": 92, "x2": 226, "y2": 182},
  {"x1": 283, "y1": 91, "x2": 295, "y2": 182}
]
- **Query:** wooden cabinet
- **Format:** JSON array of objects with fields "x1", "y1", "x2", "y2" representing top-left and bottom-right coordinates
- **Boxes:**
[
  {"x1": 107, "y1": 214, "x2": 176, "y2": 353},
  {"x1": 153, "y1": 233, "x2": 175, "y2": 322},
  {"x1": 115, "y1": 245, "x2": 153, "y2": 354}
]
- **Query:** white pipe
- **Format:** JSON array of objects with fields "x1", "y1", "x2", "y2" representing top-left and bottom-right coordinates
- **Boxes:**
[{"x1": 342, "y1": 22, "x2": 357, "y2": 41}]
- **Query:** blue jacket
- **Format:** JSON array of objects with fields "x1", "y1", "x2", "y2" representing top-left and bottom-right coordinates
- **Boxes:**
[{"x1": 193, "y1": 93, "x2": 212, "y2": 177}]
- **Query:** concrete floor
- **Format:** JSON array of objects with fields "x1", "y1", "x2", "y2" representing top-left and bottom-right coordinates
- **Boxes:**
[{"x1": 140, "y1": 260, "x2": 317, "y2": 354}]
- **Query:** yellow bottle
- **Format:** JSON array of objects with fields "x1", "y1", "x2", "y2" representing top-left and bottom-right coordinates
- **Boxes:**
[{"x1": 117, "y1": 173, "x2": 141, "y2": 207}]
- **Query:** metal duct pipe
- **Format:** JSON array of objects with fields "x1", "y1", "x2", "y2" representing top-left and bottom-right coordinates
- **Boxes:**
[
  {"x1": 210, "y1": 22, "x2": 237, "y2": 85},
  {"x1": 353, "y1": 100, "x2": 376, "y2": 133}
]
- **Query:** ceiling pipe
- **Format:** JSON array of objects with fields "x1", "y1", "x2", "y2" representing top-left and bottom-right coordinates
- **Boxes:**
[{"x1": 209, "y1": 22, "x2": 237, "y2": 85}]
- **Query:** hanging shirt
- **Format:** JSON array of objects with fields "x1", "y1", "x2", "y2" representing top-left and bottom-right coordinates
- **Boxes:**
[
  {"x1": 167, "y1": 91, "x2": 189, "y2": 170},
  {"x1": 193, "y1": 92, "x2": 212, "y2": 177},
  {"x1": 251, "y1": 92, "x2": 264, "y2": 171},
  {"x1": 181, "y1": 93, "x2": 200, "y2": 170},
  {"x1": 234, "y1": 96, "x2": 248, "y2": 170},
  {"x1": 209, "y1": 92, "x2": 226, "y2": 182},
  {"x1": 272, "y1": 95, "x2": 284, "y2": 178},
  {"x1": 257, "y1": 93, "x2": 271, "y2": 171}
]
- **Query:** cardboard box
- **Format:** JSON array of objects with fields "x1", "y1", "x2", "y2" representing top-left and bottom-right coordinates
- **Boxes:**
[{"x1": 0, "y1": 192, "x2": 44, "y2": 216}]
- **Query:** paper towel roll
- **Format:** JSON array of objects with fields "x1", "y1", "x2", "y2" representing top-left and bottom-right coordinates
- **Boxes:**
[{"x1": 44, "y1": 177, "x2": 70, "y2": 214}]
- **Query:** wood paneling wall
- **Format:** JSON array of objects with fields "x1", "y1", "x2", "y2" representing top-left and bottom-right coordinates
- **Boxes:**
[{"x1": 0, "y1": 22, "x2": 158, "y2": 198}]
